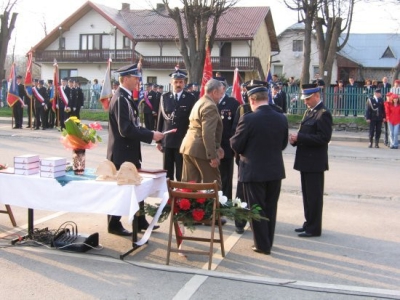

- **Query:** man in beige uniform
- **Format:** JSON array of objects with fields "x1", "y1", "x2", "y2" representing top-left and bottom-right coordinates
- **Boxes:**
[{"x1": 180, "y1": 79, "x2": 224, "y2": 189}]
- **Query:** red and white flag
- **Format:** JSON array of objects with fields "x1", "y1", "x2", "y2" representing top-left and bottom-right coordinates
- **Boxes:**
[
  {"x1": 52, "y1": 61, "x2": 59, "y2": 112},
  {"x1": 199, "y1": 44, "x2": 213, "y2": 98},
  {"x1": 99, "y1": 58, "x2": 112, "y2": 111},
  {"x1": 231, "y1": 67, "x2": 243, "y2": 104}
]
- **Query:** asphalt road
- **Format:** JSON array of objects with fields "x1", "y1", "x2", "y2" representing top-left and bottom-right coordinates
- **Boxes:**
[{"x1": 0, "y1": 121, "x2": 400, "y2": 299}]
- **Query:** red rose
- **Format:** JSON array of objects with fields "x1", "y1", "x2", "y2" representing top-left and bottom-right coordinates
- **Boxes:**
[
  {"x1": 192, "y1": 209, "x2": 205, "y2": 221},
  {"x1": 178, "y1": 198, "x2": 191, "y2": 210},
  {"x1": 196, "y1": 198, "x2": 206, "y2": 204}
]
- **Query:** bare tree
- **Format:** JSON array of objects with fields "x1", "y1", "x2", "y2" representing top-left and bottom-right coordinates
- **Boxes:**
[
  {"x1": 153, "y1": 0, "x2": 238, "y2": 83},
  {"x1": 0, "y1": 0, "x2": 18, "y2": 80}
]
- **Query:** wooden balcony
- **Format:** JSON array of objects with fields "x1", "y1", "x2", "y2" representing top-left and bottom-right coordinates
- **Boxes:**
[{"x1": 34, "y1": 49, "x2": 264, "y2": 76}]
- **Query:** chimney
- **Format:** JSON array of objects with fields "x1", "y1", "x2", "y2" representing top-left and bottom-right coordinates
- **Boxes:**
[
  {"x1": 121, "y1": 3, "x2": 130, "y2": 11},
  {"x1": 156, "y1": 3, "x2": 165, "y2": 10}
]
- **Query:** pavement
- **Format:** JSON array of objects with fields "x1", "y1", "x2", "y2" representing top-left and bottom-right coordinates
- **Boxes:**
[{"x1": 1, "y1": 115, "x2": 400, "y2": 299}]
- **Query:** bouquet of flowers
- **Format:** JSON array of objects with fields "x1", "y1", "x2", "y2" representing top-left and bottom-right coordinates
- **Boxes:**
[
  {"x1": 0, "y1": 163, "x2": 7, "y2": 170},
  {"x1": 60, "y1": 117, "x2": 103, "y2": 150},
  {"x1": 145, "y1": 186, "x2": 266, "y2": 230}
]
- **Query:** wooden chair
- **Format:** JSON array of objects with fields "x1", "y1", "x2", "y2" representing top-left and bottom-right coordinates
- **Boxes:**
[
  {"x1": 166, "y1": 179, "x2": 225, "y2": 270},
  {"x1": 0, "y1": 205, "x2": 17, "y2": 227}
]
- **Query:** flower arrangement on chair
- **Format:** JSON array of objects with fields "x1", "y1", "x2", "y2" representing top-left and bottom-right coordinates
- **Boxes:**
[
  {"x1": 145, "y1": 182, "x2": 266, "y2": 230},
  {"x1": 60, "y1": 117, "x2": 103, "y2": 174}
]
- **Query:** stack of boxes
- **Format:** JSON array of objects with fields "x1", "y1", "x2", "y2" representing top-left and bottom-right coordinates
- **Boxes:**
[
  {"x1": 14, "y1": 154, "x2": 40, "y2": 175},
  {"x1": 40, "y1": 157, "x2": 67, "y2": 178}
]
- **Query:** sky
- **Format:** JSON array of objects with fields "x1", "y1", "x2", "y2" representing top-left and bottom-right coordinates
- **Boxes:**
[{"x1": 4, "y1": 0, "x2": 400, "y2": 55}]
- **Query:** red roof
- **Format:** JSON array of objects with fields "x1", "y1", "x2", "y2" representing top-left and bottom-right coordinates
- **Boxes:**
[{"x1": 31, "y1": 1, "x2": 279, "y2": 52}]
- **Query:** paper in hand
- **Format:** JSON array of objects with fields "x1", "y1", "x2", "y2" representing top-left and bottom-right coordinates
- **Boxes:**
[{"x1": 163, "y1": 128, "x2": 177, "y2": 134}]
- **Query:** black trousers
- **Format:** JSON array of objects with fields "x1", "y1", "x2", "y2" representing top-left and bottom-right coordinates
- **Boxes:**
[
  {"x1": 13, "y1": 103, "x2": 23, "y2": 127},
  {"x1": 300, "y1": 172, "x2": 324, "y2": 236},
  {"x1": 25, "y1": 99, "x2": 34, "y2": 127},
  {"x1": 243, "y1": 180, "x2": 282, "y2": 252},
  {"x1": 163, "y1": 147, "x2": 183, "y2": 181},
  {"x1": 108, "y1": 201, "x2": 148, "y2": 230},
  {"x1": 219, "y1": 157, "x2": 234, "y2": 200},
  {"x1": 144, "y1": 113, "x2": 154, "y2": 130},
  {"x1": 369, "y1": 119, "x2": 383, "y2": 142},
  {"x1": 234, "y1": 180, "x2": 247, "y2": 229}
]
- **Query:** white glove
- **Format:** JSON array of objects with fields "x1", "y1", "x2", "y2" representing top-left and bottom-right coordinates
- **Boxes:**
[
  {"x1": 42, "y1": 103, "x2": 45, "y2": 106},
  {"x1": 73, "y1": 107, "x2": 76, "y2": 111},
  {"x1": 56, "y1": 104, "x2": 59, "y2": 109}
]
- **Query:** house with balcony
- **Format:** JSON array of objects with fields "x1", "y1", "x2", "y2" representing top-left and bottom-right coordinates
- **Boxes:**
[{"x1": 31, "y1": 1, "x2": 279, "y2": 88}]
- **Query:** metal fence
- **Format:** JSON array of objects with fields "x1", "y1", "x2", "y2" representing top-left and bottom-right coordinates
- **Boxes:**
[{"x1": 283, "y1": 86, "x2": 391, "y2": 117}]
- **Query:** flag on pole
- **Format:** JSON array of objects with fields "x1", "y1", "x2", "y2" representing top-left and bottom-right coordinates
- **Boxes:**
[
  {"x1": 99, "y1": 58, "x2": 112, "y2": 111},
  {"x1": 51, "y1": 61, "x2": 59, "y2": 112},
  {"x1": 265, "y1": 68, "x2": 273, "y2": 104},
  {"x1": 137, "y1": 61, "x2": 145, "y2": 106},
  {"x1": 231, "y1": 67, "x2": 243, "y2": 104},
  {"x1": 200, "y1": 43, "x2": 213, "y2": 98},
  {"x1": 6, "y1": 63, "x2": 21, "y2": 107},
  {"x1": 24, "y1": 51, "x2": 33, "y2": 102}
]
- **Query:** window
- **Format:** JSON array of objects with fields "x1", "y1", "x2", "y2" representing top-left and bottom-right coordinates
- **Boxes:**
[
  {"x1": 60, "y1": 69, "x2": 78, "y2": 79},
  {"x1": 293, "y1": 40, "x2": 303, "y2": 52},
  {"x1": 80, "y1": 34, "x2": 105, "y2": 50},
  {"x1": 123, "y1": 36, "x2": 131, "y2": 49},
  {"x1": 59, "y1": 37, "x2": 65, "y2": 50},
  {"x1": 147, "y1": 77, "x2": 157, "y2": 84},
  {"x1": 273, "y1": 65, "x2": 283, "y2": 76},
  {"x1": 313, "y1": 66, "x2": 319, "y2": 78}
]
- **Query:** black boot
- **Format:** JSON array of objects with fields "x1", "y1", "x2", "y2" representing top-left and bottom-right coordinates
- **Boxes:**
[
  {"x1": 375, "y1": 140, "x2": 379, "y2": 148},
  {"x1": 368, "y1": 138, "x2": 373, "y2": 148}
]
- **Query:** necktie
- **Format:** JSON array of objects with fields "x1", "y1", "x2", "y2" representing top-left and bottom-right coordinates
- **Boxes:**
[{"x1": 174, "y1": 93, "x2": 178, "y2": 103}]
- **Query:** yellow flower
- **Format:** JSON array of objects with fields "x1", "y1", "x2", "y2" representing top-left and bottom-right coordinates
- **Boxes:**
[
  {"x1": 69, "y1": 116, "x2": 80, "y2": 123},
  {"x1": 82, "y1": 124, "x2": 88, "y2": 130}
]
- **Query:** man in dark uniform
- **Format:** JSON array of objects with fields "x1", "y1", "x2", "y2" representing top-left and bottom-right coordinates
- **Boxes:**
[
  {"x1": 143, "y1": 83, "x2": 157, "y2": 130},
  {"x1": 216, "y1": 78, "x2": 239, "y2": 201},
  {"x1": 14, "y1": 75, "x2": 25, "y2": 129},
  {"x1": 75, "y1": 81, "x2": 84, "y2": 119},
  {"x1": 365, "y1": 88, "x2": 386, "y2": 148},
  {"x1": 231, "y1": 82, "x2": 288, "y2": 254},
  {"x1": 192, "y1": 83, "x2": 200, "y2": 101},
  {"x1": 47, "y1": 79, "x2": 56, "y2": 128},
  {"x1": 68, "y1": 79, "x2": 78, "y2": 118},
  {"x1": 241, "y1": 83, "x2": 248, "y2": 104},
  {"x1": 157, "y1": 69, "x2": 196, "y2": 181},
  {"x1": 277, "y1": 82, "x2": 287, "y2": 113},
  {"x1": 57, "y1": 78, "x2": 69, "y2": 129},
  {"x1": 151, "y1": 84, "x2": 160, "y2": 130},
  {"x1": 107, "y1": 63, "x2": 164, "y2": 236},
  {"x1": 33, "y1": 79, "x2": 49, "y2": 130},
  {"x1": 289, "y1": 84, "x2": 333, "y2": 238}
]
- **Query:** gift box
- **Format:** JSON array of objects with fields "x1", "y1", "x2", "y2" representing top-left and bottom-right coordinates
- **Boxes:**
[
  {"x1": 41, "y1": 157, "x2": 67, "y2": 167},
  {"x1": 14, "y1": 161, "x2": 40, "y2": 170},
  {"x1": 14, "y1": 154, "x2": 40, "y2": 164},
  {"x1": 40, "y1": 165, "x2": 67, "y2": 172},
  {"x1": 40, "y1": 170, "x2": 66, "y2": 178},
  {"x1": 15, "y1": 167, "x2": 40, "y2": 175}
]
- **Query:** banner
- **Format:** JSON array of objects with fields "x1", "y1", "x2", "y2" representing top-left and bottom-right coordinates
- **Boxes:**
[
  {"x1": 99, "y1": 58, "x2": 112, "y2": 110},
  {"x1": 200, "y1": 44, "x2": 213, "y2": 98},
  {"x1": 231, "y1": 67, "x2": 243, "y2": 104},
  {"x1": 6, "y1": 64, "x2": 20, "y2": 107},
  {"x1": 24, "y1": 52, "x2": 33, "y2": 102},
  {"x1": 52, "y1": 61, "x2": 59, "y2": 112},
  {"x1": 265, "y1": 68, "x2": 273, "y2": 104}
]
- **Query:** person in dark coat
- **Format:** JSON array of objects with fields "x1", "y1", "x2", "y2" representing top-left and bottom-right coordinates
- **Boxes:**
[
  {"x1": 47, "y1": 79, "x2": 56, "y2": 128},
  {"x1": 143, "y1": 83, "x2": 157, "y2": 130},
  {"x1": 57, "y1": 78, "x2": 69, "y2": 129},
  {"x1": 365, "y1": 88, "x2": 386, "y2": 148},
  {"x1": 107, "y1": 63, "x2": 164, "y2": 236},
  {"x1": 33, "y1": 79, "x2": 49, "y2": 130},
  {"x1": 14, "y1": 75, "x2": 26, "y2": 129},
  {"x1": 230, "y1": 83, "x2": 288, "y2": 254},
  {"x1": 74, "y1": 81, "x2": 84, "y2": 119},
  {"x1": 67, "y1": 79, "x2": 78, "y2": 118},
  {"x1": 289, "y1": 84, "x2": 333, "y2": 238},
  {"x1": 156, "y1": 69, "x2": 196, "y2": 181}
]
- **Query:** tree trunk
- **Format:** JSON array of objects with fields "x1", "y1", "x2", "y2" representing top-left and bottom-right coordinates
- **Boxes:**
[
  {"x1": 301, "y1": 18, "x2": 313, "y2": 85},
  {"x1": 0, "y1": 10, "x2": 18, "y2": 79}
]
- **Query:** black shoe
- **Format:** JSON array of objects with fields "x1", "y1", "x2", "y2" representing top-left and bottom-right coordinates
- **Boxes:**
[
  {"x1": 251, "y1": 245, "x2": 271, "y2": 255},
  {"x1": 26, "y1": 125, "x2": 31, "y2": 128},
  {"x1": 34, "y1": 128, "x2": 40, "y2": 130},
  {"x1": 294, "y1": 227, "x2": 306, "y2": 233},
  {"x1": 235, "y1": 227, "x2": 244, "y2": 234},
  {"x1": 368, "y1": 143, "x2": 372, "y2": 148},
  {"x1": 375, "y1": 144, "x2": 379, "y2": 148},
  {"x1": 108, "y1": 228, "x2": 132, "y2": 236},
  {"x1": 138, "y1": 224, "x2": 160, "y2": 232},
  {"x1": 298, "y1": 232, "x2": 320, "y2": 238},
  {"x1": 13, "y1": 126, "x2": 18, "y2": 129}
]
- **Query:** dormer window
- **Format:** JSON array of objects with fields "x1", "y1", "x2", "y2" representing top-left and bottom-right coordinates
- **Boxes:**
[{"x1": 382, "y1": 46, "x2": 395, "y2": 58}]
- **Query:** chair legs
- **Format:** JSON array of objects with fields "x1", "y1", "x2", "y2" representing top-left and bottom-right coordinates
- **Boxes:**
[{"x1": 0, "y1": 205, "x2": 17, "y2": 227}]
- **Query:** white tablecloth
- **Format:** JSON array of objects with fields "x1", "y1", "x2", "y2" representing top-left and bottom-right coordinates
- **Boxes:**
[{"x1": 0, "y1": 172, "x2": 167, "y2": 222}]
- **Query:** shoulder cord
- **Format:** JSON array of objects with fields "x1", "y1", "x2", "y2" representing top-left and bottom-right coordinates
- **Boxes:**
[
  {"x1": 117, "y1": 96, "x2": 139, "y2": 138},
  {"x1": 367, "y1": 98, "x2": 379, "y2": 112},
  {"x1": 160, "y1": 95, "x2": 175, "y2": 121}
]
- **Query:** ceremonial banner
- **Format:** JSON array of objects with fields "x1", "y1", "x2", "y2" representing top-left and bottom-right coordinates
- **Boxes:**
[
  {"x1": 99, "y1": 58, "x2": 112, "y2": 111},
  {"x1": 265, "y1": 68, "x2": 273, "y2": 104},
  {"x1": 24, "y1": 52, "x2": 33, "y2": 102},
  {"x1": 200, "y1": 45, "x2": 212, "y2": 98},
  {"x1": 52, "y1": 62, "x2": 59, "y2": 112},
  {"x1": 231, "y1": 67, "x2": 243, "y2": 104},
  {"x1": 7, "y1": 64, "x2": 20, "y2": 107}
]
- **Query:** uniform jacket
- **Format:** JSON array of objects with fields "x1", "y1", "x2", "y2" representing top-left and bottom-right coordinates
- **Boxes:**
[
  {"x1": 107, "y1": 87, "x2": 154, "y2": 169},
  {"x1": 218, "y1": 95, "x2": 239, "y2": 159},
  {"x1": 143, "y1": 90, "x2": 158, "y2": 113},
  {"x1": 180, "y1": 94, "x2": 222, "y2": 160},
  {"x1": 157, "y1": 90, "x2": 196, "y2": 148},
  {"x1": 33, "y1": 86, "x2": 49, "y2": 108},
  {"x1": 17, "y1": 83, "x2": 28, "y2": 108},
  {"x1": 293, "y1": 102, "x2": 333, "y2": 172},
  {"x1": 230, "y1": 105, "x2": 288, "y2": 182},
  {"x1": 365, "y1": 96, "x2": 385, "y2": 121}
]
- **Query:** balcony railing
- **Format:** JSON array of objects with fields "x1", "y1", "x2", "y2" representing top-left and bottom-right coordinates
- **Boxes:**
[{"x1": 34, "y1": 50, "x2": 263, "y2": 73}]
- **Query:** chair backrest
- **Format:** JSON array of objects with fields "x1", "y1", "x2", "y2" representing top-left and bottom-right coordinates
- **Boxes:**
[{"x1": 167, "y1": 180, "x2": 219, "y2": 202}]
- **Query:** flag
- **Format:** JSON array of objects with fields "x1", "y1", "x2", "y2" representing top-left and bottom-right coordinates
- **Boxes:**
[
  {"x1": 231, "y1": 67, "x2": 243, "y2": 104},
  {"x1": 51, "y1": 61, "x2": 59, "y2": 112},
  {"x1": 265, "y1": 68, "x2": 273, "y2": 104},
  {"x1": 24, "y1": 51, "x2": 33, "y2": 103},
  {"x1": 138, "y1": 62, "x2": 144, "y2": 105},
  {"x1": 99, "y1": 58, "x2": 112, "y2": 110},
  {"x1": 6, "y1": 63, "x2": 20, "y2": 107},
  {"x1": 200, "y1": 44, "x2": 213, "y2": 98}
]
